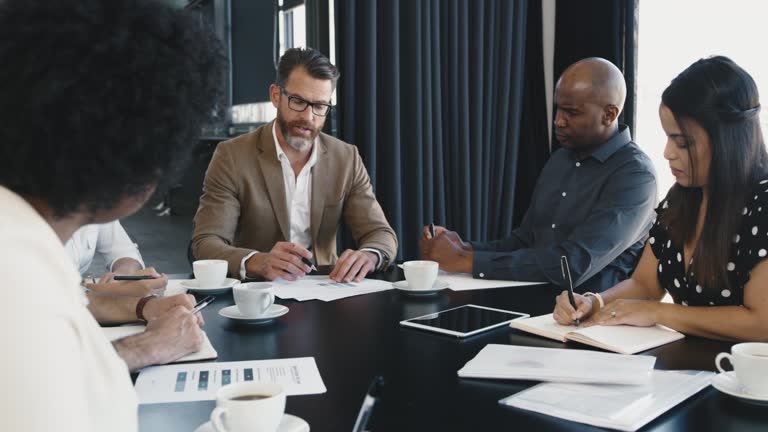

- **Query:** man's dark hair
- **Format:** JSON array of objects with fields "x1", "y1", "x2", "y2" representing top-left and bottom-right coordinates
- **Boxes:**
[
  {"x1": 0, "y1": 0, "x2": 226, "y2": 217},
  {"x1": 276, "y1": 47, "x2": 340, "y2": 89}
]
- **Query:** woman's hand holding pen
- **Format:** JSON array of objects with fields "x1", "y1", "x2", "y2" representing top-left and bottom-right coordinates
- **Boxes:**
[{"x1": 553, "y1": 291, "x2": 596, "y2": 325}]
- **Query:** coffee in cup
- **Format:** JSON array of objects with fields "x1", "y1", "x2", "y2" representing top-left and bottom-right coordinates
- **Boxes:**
[
  {"x1": 233, "y1": 282, "x2": 275, "y2": 317},
  {"x1": 210, "y1": 382, "x2": 285, "y2": 432},
  {"x1": 715, "y1": 342, "x2": 768, "y2": 397},
  {"x1": 403, "y1": 260, "x2": 439, "y2": 290},
  {"x1": 193, "y1": 259, "x2": 228, "y2": 288}
]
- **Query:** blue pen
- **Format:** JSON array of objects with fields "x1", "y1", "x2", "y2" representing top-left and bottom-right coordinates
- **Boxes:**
[{"x1": 352, "y1": 376, "x2": 384, "y2": 432}]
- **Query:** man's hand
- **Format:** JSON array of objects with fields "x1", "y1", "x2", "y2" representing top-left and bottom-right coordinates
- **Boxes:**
[
  {"x1": 329, "y1": 250, "x2": 377, "y2": 282},
  {"x1": 87, "y1": 268, "x2": 167, "y2": 297},
  {"x1": 110, "y1": 257, "x2": 144, "y2": 275},
  {"x1": 245, "y1": 242, "x2": 312, "y2": 281},
  {"x1": 420, "y1": 230, "x2": 473, "y2": 273},
  {"x1": 142, "y1": 294, "x2": 201, "y2": 323},
  {"x1": 115, "y1": 306, "x2": 205, "y2": 369}
]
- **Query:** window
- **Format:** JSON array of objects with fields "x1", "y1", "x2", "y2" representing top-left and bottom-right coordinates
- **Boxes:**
[{"x1": 637, "y1": 0, "x2": 768, "y2": 197}]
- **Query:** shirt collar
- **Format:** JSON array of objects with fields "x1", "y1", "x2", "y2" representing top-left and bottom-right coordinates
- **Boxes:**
[
  {"x1": 588, "y1": 124, "x2": 632, "y2": 163},
  {"x1": 271, "y1": 120, "x2": 319, "y2": 168}
]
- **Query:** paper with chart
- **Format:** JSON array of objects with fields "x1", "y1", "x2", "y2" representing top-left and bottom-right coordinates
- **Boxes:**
[
  {"x1": 397, "y1": 265, "x2": 545, "y2": 291},
  {"x1": 134, "y1": 357, "x2": 326, "y2": 404},
  {"x1": 500, "y1": 370, "x2": 714, "y2": 431},
  {"x1": 272, "y1": 275, "x2": 393, "y2": 301}
]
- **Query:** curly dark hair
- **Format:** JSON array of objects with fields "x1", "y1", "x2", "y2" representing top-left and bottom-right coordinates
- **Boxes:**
[{"x1": 0, "y1": 0, "x2": 225, "y2": 217}]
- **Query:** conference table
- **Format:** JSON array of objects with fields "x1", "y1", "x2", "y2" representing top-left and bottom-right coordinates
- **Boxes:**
[{"x1": 139, "y1": 269, "x2": 768, "y2": 431}]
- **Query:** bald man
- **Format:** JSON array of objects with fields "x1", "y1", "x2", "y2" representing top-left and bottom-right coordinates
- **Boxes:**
[{"x1": 419, "y1": 57, "x2": 657, "y2": 293}]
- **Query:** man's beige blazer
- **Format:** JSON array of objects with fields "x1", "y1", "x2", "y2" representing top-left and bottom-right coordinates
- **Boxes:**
[{"x1": 191, "y1": 122, "x2": 398, "y2": 276}]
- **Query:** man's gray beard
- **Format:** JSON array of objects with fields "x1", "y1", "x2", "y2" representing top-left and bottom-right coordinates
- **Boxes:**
[{"x1": 285, "y1": 134, "x2": 312, "y2": 151}]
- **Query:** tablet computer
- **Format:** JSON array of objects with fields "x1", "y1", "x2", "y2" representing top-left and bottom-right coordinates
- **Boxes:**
[{"x1": 399, "y1": 304, "x2": 529, "y2": 338}]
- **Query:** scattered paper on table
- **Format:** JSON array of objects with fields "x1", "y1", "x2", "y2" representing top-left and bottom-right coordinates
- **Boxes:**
[
  {"x1": 397, "y1": 265, "x2": 545, "y2": 291},
  {"x1": 272, "y1": 275, "x2": 392, "y2": 301},
  {"x1": 134, "y1": 357, "x2": 326, "y2": 404}
]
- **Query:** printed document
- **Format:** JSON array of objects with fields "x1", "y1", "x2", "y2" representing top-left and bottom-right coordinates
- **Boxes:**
[
  {"x1": 272, "y1": 275, "x2": 392, "y2": 301},
  {"x1": 458, "y1": 344, "x2": 655, "y2": 385},
  {"x1": 134, "y1": 357, "x2": 327, "y2": 404},
  {"x1": 500, "y1": 370, "x2": 713, "y2": 431}
]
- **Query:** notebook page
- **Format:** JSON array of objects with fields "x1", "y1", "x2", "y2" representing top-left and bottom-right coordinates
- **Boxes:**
[
  {"x1": 567, "y1": 324, "x2": 684, "y2": 354},
  {"x1": 102, "y1": 325, "x2": 218, "y2": 363},
  {"x1": 509, "y1": 313, "x2": 572, "y2": 342}
]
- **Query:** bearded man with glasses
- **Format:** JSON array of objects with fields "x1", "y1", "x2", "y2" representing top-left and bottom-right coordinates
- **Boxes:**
[{"x1": 192, "y1": 48, "x2": 397, "y2": 283}]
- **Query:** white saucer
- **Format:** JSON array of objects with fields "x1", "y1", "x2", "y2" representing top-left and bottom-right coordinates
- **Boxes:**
[
  {"x1": 181, "y1": 278, "x2": 240, "y2": 294},
  {"x1": 218, "y1": 304, "x2": 289, "y2": 325},
  {"x1": 711, "y1": 371, "x2": 768, "y2": 406},
  {"x1": 194, "y1": 413, "x2": 309, "y2": 432},
  {"x1": 393, "y1": 280, "x2": 449, "y2": 296}
]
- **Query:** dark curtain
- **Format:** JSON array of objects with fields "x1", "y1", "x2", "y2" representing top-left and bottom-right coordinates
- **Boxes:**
[
  {"x1": 552, "y1": 0, "x2": 638, "y2": 149},
  {"x1": 335, "y1": 0, "x2": 549, "y2": 260}
]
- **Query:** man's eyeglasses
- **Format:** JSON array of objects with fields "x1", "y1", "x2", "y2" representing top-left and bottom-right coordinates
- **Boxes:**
[{"x1": 279, "y1": 86, "x2": 332, "y2": 116}]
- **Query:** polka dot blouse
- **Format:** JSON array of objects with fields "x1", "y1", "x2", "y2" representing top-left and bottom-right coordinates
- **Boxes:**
[{"x1": 649, "y1": 179, "x2": 768, "y2": 307}]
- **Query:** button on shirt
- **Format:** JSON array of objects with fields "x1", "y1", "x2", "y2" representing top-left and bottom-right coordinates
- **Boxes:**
[{"x1": 471, "y1": 125, "x2": 657, "y2": 292}]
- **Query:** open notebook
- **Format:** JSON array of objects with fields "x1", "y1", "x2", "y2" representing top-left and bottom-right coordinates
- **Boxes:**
[
  {"x1": 102, "y1": 325, "x2": 218, "y2": 364},
  {"x1": 500, "y1": 370, "x2": 713, "y2": 431},
  {"x1": 510, "y1": 314, "x2": 684, "y2": 355}
]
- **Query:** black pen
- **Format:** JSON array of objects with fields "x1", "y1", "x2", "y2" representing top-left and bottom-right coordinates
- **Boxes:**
[
  {"x1": 191, "y1": 295, "x2": 215, "y2": 314},
  {"x1": 429, "y1": 223, "x2": 436, "y2": 239},
  {"x1": 301, "y1": 256, "x2": 318, "y2": 272},
  {"x1": 114, "y1": 275, "x2": 155, "y2": 281},
  {"x1": 352, "y1": 376, "x2": 384, "y2": 432},
  {"x1": 560, "y1": 255, "x2": 580, "y2": 326}
]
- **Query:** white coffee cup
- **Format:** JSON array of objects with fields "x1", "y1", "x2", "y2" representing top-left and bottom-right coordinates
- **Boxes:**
[
  {"x1": 193, "y1": 259, "x2": 228, "y2": 288},
  {"x1": 233, "y1": 282, "x2": 275, "y2": 317},
  {"x1": 210, "y1": 382, "x2": 285, "y2": 432},
  {"x1": 403, "y1": 260, "x2": 439, "y2": 290},
  {"x1": 715, "y1": 342, "x2": 768, "y2": 397}
]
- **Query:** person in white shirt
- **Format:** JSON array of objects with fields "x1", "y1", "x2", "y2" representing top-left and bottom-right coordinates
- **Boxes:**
[
  {"x1": 0, "y1": 0, "x2": 225, "y2": 430},
  {"x1": 67, "y1": 221, "x2": 171, "y2": 298},
  {"x1": 67, "y1": 221, "x2": 144, "y2": 275}
]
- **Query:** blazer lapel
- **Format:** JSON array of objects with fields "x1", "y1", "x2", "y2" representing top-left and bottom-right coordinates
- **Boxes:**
[
  {"x1": 257, "y1": 123, "x2": 290, "y2": 241},
  {"x1": 310, "y1": 138, "x2": 330, "y2": 246}
]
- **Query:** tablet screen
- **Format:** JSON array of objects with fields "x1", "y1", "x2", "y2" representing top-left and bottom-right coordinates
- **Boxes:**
[{"x1": 400, "y1": 304, "x2": 528, "y2": 337}]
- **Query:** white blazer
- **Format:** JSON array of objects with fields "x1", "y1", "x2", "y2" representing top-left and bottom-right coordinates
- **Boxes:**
[{"x1": 65, "y1": 221, "x2": 145, "y2": 275}]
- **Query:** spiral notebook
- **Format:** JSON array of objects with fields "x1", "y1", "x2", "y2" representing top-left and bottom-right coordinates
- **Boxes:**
[{"x1": 509, "y1": 314, "x2": 684, "y2": 355}]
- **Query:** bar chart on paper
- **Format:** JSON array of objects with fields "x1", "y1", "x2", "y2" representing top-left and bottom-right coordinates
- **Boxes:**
[{"x1": 134, "y1": 357, "x2": 327, "y2": 404}]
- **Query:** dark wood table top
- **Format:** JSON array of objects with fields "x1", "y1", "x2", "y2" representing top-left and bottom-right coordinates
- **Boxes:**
[{"x1": 139, "y1": 270, "x2": 768, "y2": 431}]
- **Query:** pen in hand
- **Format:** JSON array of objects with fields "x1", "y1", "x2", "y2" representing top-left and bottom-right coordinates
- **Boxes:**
[
  {"x1": 560, "y1": 255, "x2": 580, "y2": 327},
  {"x1": 429, "y1": 223, "x2": 436, "y2": 239},
  {"x1": 191, "y1": 296, "x2": 215, "y2": 314},
  {"x1": 301, "y1": 256, "x2": 318, "y2": 273}
]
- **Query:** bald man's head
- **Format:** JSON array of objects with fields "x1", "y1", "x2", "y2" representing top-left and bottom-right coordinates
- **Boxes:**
[{"x1": 554, "y1": 57, "x2": 627, "y2": 153}]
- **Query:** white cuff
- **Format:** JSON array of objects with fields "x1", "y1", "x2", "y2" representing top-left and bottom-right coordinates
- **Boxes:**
[
  {"x1": 360, "y1": 248, "x2": 383, "y2": 270},
  {"x1": 239, "y1": 251, "x2": 259, "y2": 279}
]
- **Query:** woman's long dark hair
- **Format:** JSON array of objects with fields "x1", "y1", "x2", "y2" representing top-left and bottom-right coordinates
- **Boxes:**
[{"x1": 661, "y1": 56, "x2": 767, "y2": 293}]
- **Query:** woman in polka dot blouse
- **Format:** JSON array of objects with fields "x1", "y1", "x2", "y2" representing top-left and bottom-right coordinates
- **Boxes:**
[{"x1": 553, "y1": 56, "x2": 768, "y2": 342}]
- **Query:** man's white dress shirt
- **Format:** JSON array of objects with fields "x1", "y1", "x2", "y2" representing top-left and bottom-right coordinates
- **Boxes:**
[{"x1": 65, "y1": 221, "x2": 145, "y2": 275}]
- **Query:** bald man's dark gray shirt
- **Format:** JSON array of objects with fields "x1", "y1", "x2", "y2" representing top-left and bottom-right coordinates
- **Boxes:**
[{"x1": 471, "y1": 125, "x2": 657, "y2": 293}]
